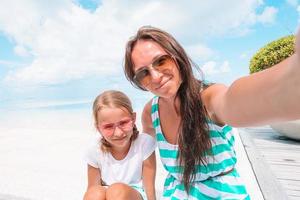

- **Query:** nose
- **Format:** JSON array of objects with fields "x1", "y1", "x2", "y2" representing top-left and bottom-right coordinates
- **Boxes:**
[
  {"x1": 113, "y1": 126, "x2": 124, "y2": 137},
  {"x1": 149, "y1": 68, "x2": 163, "y2": 83}
]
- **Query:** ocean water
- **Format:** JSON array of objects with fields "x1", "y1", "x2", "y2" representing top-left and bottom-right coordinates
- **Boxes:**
[{"x1": 0, "y1": 93, "x2": 150, "y2": 132}]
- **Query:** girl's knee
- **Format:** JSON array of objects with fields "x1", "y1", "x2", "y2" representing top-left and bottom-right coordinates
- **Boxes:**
[
  {"x1": 83, "y1": 185, "x2": 106, "y2": 200},
  {"x1": 106, "y1": 183, "x2": 138, "y2": 200}
]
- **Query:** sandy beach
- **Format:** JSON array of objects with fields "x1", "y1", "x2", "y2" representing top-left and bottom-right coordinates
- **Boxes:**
[{"x1": 0, "y1": 109, "x2": 263, "y2": 200}]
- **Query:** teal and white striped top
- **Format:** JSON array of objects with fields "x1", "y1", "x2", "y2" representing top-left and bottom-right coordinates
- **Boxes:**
[{"x1": 151, "y1": 96, "x2": 250, "y2": 200}]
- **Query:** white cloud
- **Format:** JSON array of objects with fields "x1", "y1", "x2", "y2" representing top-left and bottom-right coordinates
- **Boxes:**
[
  {"x1": 256, "y1": 6, "x2": 278, "y2": 24},
  {"x1": 0, "y1": 0, "x2": 276, "y2": 86},
  {"x1": 220, "y1": 61, "x2": 231, "y2": 73},
  {"x1": 286, "y1": 0, "x2": 298, "y2": 7},
  {"x1": 240, "y1": 53, "x2": 248, "y2": 59},
  {"x1": 286, "y1": 0, "x2": 300, "y2": 23},
  {"x1": 0, "y1": 0, "x2": 71, "y2": 47},
  {"x1": 186, "y1": 44, "x2": 214, "y2": 61},
  {"x1": 14, "y1": 45, "x2": 31, "y2": 57},
  {"x1": 297, "y1": 5, "x2": 300, "y2": 20},
  {"x1": 0, "y1": 60, "x2": 26, "y2": 68},
  {"x1": 201, "y1": 60, "x2": 231, "y2": 75}
]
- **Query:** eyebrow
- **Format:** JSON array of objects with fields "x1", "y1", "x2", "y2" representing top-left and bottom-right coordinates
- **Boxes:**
[
  {"x1": 100, "y1": 117, "x2": 131, "y2": 125},
  {"x1": 100, "y1": 123, "x2": 114, "y2": 127}
]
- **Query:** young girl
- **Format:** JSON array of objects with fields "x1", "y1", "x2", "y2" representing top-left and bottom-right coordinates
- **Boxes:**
[
  {"x1": 123, "y1": 26, "x2": 300, "y2": 199},
  {"x1": 83, "y1": 90, "x2": 156, "y2": 200}
]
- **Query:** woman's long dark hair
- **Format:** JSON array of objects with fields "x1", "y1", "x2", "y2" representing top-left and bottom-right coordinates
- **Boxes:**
[{"x1": 124, "y1": 26, "x2": 211, "y2": 193}]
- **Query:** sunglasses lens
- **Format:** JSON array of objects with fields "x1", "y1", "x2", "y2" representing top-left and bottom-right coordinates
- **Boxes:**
[
  {"x1": 99, "y1": 118, "x2": 133, "y2": 135},
  {"x1": 118, "y1": 119, "x2": 133, "y2": 130},
  {"x1": 134, "y1": 69, "x2": 150, "y2": 87},
  {"x1": 153, "y1": 55, "x2": 173, "y2": 71}
]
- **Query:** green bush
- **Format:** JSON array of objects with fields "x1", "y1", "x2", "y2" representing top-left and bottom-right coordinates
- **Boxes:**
[{"x1": 249, "y1": 35, "x2": 295, "y2": 74}]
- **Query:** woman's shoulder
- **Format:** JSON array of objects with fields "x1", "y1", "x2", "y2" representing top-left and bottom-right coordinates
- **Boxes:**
[
  {"x1": 201, "y1": 82, "x2": 227, "y2": 102},
  {"x1": 143, "y1": 99, "x2": 152, "y2": 114},
  {"x1": 141, "y1": 99, "x2": 156, "y2": 137},
  {"x1": 142, "y1": 96, "x2": 158, "y2": 113},
  {"x1": 201, "y1": 83, "x2": 228, "y2": 126}
]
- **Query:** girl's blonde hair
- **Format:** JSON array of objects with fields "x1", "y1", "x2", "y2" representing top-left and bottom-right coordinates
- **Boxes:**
[{"x1": 92, "y1": 90, "x2": 139, "y2": 152}]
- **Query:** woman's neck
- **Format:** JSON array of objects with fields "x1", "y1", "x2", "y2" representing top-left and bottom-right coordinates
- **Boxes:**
[{"x1": 160, "y1": 95, "x2": 181, "y2": 115}]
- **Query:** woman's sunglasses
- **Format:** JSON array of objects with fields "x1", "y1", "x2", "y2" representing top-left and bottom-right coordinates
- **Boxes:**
[{"x1": 133, "y1": 54, "x2": 175, "y2": 88}]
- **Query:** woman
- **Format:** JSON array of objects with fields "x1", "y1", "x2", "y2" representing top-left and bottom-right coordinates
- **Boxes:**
[{"x1": 124, "y1": 26, "x2": 300, "y2": 199}]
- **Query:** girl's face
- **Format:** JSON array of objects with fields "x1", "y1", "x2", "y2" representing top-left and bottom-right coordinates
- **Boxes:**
[
  {"x1": 131, "y1": 40, "x2": 182, "y2": 99},
  {"x1": 97, "y1": 107, "x2": 136, "y2": 149}
]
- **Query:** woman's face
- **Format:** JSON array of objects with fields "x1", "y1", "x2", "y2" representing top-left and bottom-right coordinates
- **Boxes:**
[
  {"x1": 131, "y1": 40, "x2": 182, "y2": 99},
  {"x1": 97, "y1": 107, "x2": 135, "y2": 150}
]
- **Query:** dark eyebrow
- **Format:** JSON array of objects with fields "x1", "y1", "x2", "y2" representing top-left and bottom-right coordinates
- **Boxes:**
[{"x1": 152, "y1": 54, "x2": 165, "y2": 62}]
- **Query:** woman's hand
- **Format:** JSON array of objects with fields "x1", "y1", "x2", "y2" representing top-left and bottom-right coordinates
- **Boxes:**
[
  {"x1": 296, "y1": 28, "x2": 300, "y2": 56},
  {"x1": 294, "y1": 28, "x2": 300, "y2": 71}
]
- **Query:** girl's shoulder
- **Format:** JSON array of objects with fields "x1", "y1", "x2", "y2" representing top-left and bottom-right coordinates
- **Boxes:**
[
  {"x1": 133, "y1": 133, "x2": 156, "y2": 160},
  {"x1": 134, "y1": 133, "x2": 156, "y2": 146},
  {"x1": 86, "y1": 136, "x2": 109, "y2": 157},
  {"x1": 84, "y1": 136, "x2": 106, "y2": 168}
]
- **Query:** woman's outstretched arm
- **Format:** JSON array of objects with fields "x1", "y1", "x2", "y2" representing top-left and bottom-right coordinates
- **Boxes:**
[{"x1": 203, "y1": 31, "x2": 300, "y2": 127}]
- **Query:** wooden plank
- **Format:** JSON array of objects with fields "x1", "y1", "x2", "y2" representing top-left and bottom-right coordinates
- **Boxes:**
[
  {"x1": 279, "y1": 179, "x2": 300, "y2": 190},
  {"x1": 240, "y1": 126, "x2": 300, "y2": 200},
  {"x1": 285, "y1": 189, "x2": 300, "y2": 197},
  {"x1": 289, "y1": 196, "x2": 300, "y2": 200},
  {"x1": 274, "y1": 172, "x2": 300, "y2": 180},
  {"x1": 238, "y1": 128, "x2": 289, "y2": 200}
]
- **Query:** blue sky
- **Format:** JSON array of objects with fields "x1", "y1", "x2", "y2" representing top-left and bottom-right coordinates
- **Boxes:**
[{"x1": 0, "y1": 0, "x2": 299, "y2": 111}]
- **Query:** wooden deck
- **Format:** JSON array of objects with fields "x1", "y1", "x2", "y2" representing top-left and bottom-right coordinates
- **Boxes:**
[{"x1": 239, "y1": 126, "x2": 300, "y2": 200}]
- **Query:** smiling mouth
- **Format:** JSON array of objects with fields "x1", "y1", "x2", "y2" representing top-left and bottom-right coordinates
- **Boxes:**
[
  {"x1": 113, "y1": 136, "x2": 127, "y2": 141},
  {"x1": 156, "y1": 78, "x2": 171, "y2": 90}
]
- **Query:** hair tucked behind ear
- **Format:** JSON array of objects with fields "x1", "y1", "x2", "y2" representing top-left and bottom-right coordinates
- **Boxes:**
[
  {"x1": 93, "y1": 90, "x2": 139, "y2": 153},
  {"x1": 124, "y1": 26, "x2": 211, "y2": 193}
]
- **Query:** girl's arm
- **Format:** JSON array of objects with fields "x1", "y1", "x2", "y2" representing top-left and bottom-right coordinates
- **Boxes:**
[
  {"x1": 142, "y1": 152, "x2": 156, "y2": 200},
  {"x1": 203, "y1": 33, "x2": 300, "y2": 127},
  {"x1": 86, "y1": 164, "x2": 101, "y2": 190}
]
